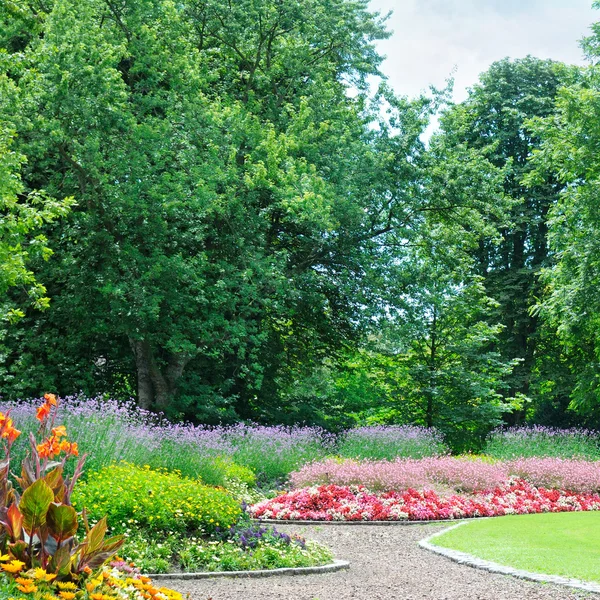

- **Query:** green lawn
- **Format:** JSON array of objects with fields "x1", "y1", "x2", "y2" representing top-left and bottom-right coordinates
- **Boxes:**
[{"x1": 431, "y1": 512, "x2": 600, "y2": 583}]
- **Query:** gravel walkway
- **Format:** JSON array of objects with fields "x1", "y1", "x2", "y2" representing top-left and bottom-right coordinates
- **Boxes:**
[{"x1": 168, "y1": 523, "x2": 595, "y2": 600}]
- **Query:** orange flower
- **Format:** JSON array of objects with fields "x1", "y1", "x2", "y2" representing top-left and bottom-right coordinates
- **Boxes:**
[
  {"x1": 44, "y1": 393, "x2": 57, "y2": 406},
  {"x1": 51, "y1": 425, "x2": 67, "y2": 438},
  {"x1": 16, "y1": 582, "x2": 37, "y2": 593},
  {"x1": 37, "y1": 436, "x2": 61, "y2": 459},
  {"x1": 58, "y1": 592, "x2": 76, "y2": 600},
  {"x1": 36, "y1": 402, "x2": 51, "y2": 422},
  {"x1": 59, "y1": 440, "x2": 79, "y2": 457}
]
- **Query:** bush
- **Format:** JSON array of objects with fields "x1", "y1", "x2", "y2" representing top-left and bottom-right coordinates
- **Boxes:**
[
  {"x1": 179, "y1": 524, "x2": 333, "y2": 572},
  {"x1": 73, "y1": 463, "x2": 242, "y2": 535},
  {"x1": 119, "y1": 524, "x2": 333, "y2": 573}
]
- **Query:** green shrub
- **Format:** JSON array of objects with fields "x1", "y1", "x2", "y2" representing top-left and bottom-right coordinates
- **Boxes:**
[{"x1": 73, "y1": 463, "x2": 242, "y2": 535}]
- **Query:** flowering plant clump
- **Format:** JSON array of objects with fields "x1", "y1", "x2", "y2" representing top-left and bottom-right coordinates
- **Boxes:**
[
  {"x1": 178, "y1": 523, "x2": 333, "y2": 572},
  {"x1": 73, "y1": 463, "x2": 242, "y2": 536},
  {"x1": 0, "y1": 562, "x2": 185, "y2": 600},
  {"x1": 290, "y1": 457, "x2": 507, "y2": 493},
  {"x1": 336, "y1": 425, "x2": 447, "y2": 461},
  {"x1": 2, "y1": 396, "x2": 447, "y2": 488},
  {"x1": 485, "y1": 425, "x2": 600, "y2": 460},
  {"x1": 250, "y1": 481, "x2": 600, "y2": 522},
  {"x1": 0, "y1": 395, "x2": 185, "y2": 599}
]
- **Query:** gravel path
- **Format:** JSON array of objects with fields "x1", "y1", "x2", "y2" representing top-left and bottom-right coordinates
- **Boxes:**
[{"x1": 167, "y1": 523, "x2": 596, "y2": 600}]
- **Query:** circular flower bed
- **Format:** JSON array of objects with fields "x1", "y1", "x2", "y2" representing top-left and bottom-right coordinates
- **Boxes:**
[{"x1": 250, "y1": 480, "x2": 600, "y2": 522}]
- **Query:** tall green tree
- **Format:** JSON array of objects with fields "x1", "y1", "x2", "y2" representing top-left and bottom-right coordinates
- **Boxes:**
[
  {"x1": 527, "y1": 7, "x2": 600, "y2": 417},
  {"x1": 0, "y1": 0, "x2": 437, "y2": 418},
  {"x1": 438, "y1": 57, "x2": 575, "y2": 422}
]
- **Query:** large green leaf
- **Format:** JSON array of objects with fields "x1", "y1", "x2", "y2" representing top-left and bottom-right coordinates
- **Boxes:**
[
  {"x1": 46, "y1": 503, "x2": 78, "y2": 543},
  {"x1": 20, "y1": 479, "x2": 54, "y2": 535}
]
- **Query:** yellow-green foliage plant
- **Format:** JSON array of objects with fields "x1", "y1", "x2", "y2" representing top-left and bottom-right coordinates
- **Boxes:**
[{"x1": 73, "y1": 463, "x2": 242, "y2": 536}]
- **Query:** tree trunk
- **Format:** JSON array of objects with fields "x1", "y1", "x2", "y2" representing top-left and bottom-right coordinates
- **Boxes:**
[
  {"x1": 129, "y1": 337, "x2": 192, "y2": 410},
  {"x1": 426, "y1": 306, "x2": 437, "y2": 429},
  {"x1": 129, "y1": 338, "x2": 154, "y2": 410}
]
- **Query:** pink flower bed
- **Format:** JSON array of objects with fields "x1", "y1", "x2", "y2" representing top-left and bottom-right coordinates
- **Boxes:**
[
  {"x1": 289, "y1": 457, "x2": 600, "y2": 493},
  {"x1": 250, "y1": 481, "x2": 600, "y2": 522}
]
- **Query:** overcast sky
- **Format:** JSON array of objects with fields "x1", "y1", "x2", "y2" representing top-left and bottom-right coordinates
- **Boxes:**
[{"x1": 368, "y1": 0, "x2": 598, "y2": 102}]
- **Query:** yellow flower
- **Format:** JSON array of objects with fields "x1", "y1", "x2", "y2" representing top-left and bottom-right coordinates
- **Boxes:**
[
  {"x1": 1, "y1": 559, "x2": 26, "y2": 573},
  {"x1": 86, "y1": 578, "x2": 102, "y2": 592},
  {"x1": 32, "y1": 567, "x2": 57, "y2": 582},
  {"x1": 0, "y1": 553, "x2": 10, "y2": 561},
  {"x1": 58, "y1": 592, "x2": 76, "y2": 600},
  {"x1": 56, "y1": 582, "x2": 77, "y2": 591}
]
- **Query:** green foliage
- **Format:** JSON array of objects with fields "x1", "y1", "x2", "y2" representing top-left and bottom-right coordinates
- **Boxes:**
[
  {"x1": 119, "y1": 526, "x2": 333, "y2": 574},
  {"x1": 72, "y1": 463, "x2": 242, "y2": 536},
  {"x1": 437, "y1": 57, "x2": 576, "y2": 425},
  {"x1": 178, "y1": 536, "x2": 333, "y2": 573},
  {"x1": 0, "y1": 0, "x2": 438, "y2": 424},
  {"x1": 526, "y1": 56, "x2": 600, "y2": 416},
  {"x1": 0, "y1": 128, "x2": 73, "y2": 322}
]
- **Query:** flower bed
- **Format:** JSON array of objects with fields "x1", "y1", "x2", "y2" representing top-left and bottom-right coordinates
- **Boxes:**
[
  {"x1": 290, "y1": 456, "x2": 600, "y2": 493},
  {"x1": 250, "y1": 481, "x2": 600, "y2": 522}
]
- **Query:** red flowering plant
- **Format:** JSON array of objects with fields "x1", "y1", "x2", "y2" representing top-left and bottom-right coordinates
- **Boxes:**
[
  {"x1": 0, "y1": 394, "x2": 124, "y2": 581},
  {"x1": 250, "y1": 481, "x2": 600, "y2": 522}
]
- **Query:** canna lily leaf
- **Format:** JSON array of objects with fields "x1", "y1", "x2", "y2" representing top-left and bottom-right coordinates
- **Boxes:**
[
  {"x1": 20, "y1": 479, "x2": 54, "y2": 535},
  {"x1": 46, "y1": 503, "x2": 78, "y2": 543}
]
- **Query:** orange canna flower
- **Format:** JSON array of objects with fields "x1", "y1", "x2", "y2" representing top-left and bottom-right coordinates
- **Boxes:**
[
  {"x1": 59, "y1": 440, "x2": 79, "y2": 456},
  {"x1": 37, "y1": 435, "x2": 62, "y2": 459},
  {"x1": 36, "y1": 402, "x2": 51, "y2": 422},
  {"x1": 5, "y1": 425, "x2": 21, "y2": 444},
  {"x1": 51, "y1": 425, "x2": 67, "y2": 438},
  {"x1": 44, "y1": 393, "x2": 57, "y2": 406}
]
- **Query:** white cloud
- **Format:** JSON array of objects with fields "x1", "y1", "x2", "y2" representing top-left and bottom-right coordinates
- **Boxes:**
[{"x1": 369, "y1": 0, "x2": 597, "y2": 102}]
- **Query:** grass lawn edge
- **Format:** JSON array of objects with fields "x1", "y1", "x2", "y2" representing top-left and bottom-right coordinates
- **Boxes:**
[{"x1": 419, "y1": 522, "x2": 600, "y2": 595}]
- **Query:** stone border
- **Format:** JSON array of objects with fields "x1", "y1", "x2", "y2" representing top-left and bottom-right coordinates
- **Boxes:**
[
  {"x1": 252, "y1": 518, "x2": 474, "y2": 526},
  {"x1": 419, "y1": 521, "x2": 600, "y2": 594},
  {"x1": 146, "y1": 559, "x2": 350, "y2": 580}
]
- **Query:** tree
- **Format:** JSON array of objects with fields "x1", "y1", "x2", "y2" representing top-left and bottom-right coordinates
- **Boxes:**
[
  {"x1": 0, "y1": 122, "x2": 72, "y2": 323},
  {"x1": 437, "y1": 57, "x2": 574, "y2": 422},
  {"x1": 526, "y1": 10, "x2": 600, "y2": 416},
  {"x1": 0, "y1": 0, "x2": 437, "y2": 417}
]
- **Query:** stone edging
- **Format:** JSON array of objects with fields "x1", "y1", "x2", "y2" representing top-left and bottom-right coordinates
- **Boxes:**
[
  {"x1": 146, "y1": 559, "x2": 350, "y2": 580},
  {"x1": 252, "y1": 518, "x2": 474, "y2": 526},
  {"x1": 419, "y1": 521, "x2": 600, "y2": 594}
]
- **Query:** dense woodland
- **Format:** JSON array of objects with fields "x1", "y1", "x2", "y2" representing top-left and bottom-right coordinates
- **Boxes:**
[{"x1": 2, "y1": 0, "x2": 600, "y2": 450}]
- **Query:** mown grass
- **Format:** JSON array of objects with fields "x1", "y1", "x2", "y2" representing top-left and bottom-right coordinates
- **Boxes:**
[{"x1": 432, "y1": 512, "x2": 600, "y2": 583}]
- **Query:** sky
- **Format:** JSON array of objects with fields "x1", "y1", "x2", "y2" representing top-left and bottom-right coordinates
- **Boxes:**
[{"x1": 368, "y1": 0, "x2": 598, "y2": 103}]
